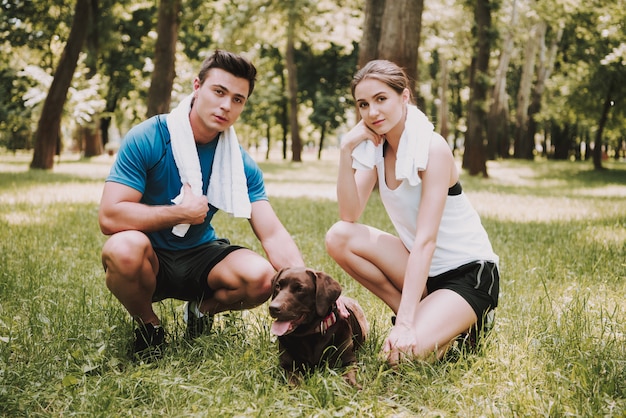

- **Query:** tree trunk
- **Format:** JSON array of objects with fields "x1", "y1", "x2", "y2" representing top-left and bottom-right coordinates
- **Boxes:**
[
  {"x1": 30, "y1": 0, "x2": 92, "y2": 170},
  {"x1": 286, "y1": 3, "x2": 302, "y2": 162},
  {"x1": 463, "y1": 0, "x2": 492, "y2": 177},
  {"x1": 487, "y1": 0, "x2": 517, "y2": 159},
  {"x1": 527, "y1": 25, "x2": 563, "y2": 156},
  {"x1": 551, "y1": 122, "x2": 575, "y2": 160},
  {"x1": 593, "y1": 80, "x2": 613, "y2": 170},
  {"x1": 318, "y1": 123, "x2": 326, "y2": 160},
  {"x1": 82, "y1": 120, "x2": 103, "y2": 157},
  {"x1": 514, "y1": 22, "x2": 543, "y2": 159},
  {"x1": 358, "y1": 0, "x2": 386, "y2": 69},
  {"x1": 376, "y1": 0, "x2": 423, "y2": 95},
  {"x1": 437, "y1": 55, "x2": 450, "y2": 143},
  {"x1": 281, "y1": 83, "x2": 288, "y2": 160},
  {"x1": 265, "y1": 124, "x2": 271, "y2": 160},
  {"x1": 146, "y1": 0, "x2": 181, "y2": 117}
]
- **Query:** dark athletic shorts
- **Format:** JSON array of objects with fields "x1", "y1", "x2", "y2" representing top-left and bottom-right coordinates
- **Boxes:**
[
  {"x1": 427, "y1": 260, "x2": 500, "y2": 332},
  {"x1": 152, "y1": 239, "x2": 245, "y2": 303}
]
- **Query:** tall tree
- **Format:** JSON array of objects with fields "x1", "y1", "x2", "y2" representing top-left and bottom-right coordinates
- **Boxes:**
[
  {"x1": 285, "y1": 1, "x2": 302, "y2": 162},
  {"x1": 98, "y1": 2, "x2": 156, "y2": 148},
  {"x1": 358, "y1": 0, "x2": 386, "y2": 68},
  {"x1": 526, "y1": 24, "x2": 562, "y2": 159},
  {"x1": 146, "y1": 0, "x2": 181, "y2": 117},
  {"x1": 376, "y1": 0, "x2": 423, "y2": 95},
  {"x1": 514, "y1": 21, "x2": 543, "y2": 159},
  {"x1": 463, "y1": 0, "x2": 495, "y2": 176},
  {"x1": 553, "y1": 0, "x2": 625, "y2": 169},
  {"x1": 358, "y1": 0, "x2": 423, "y2": 95},
  {"x1": 30, "y1": 0, "x2": 93, "y2": 170},
  {"x1": 297, "y1": 42, "x2": 358, "y2": 159},
  {"x1": 487, "y1": 0, "x2": 517, "y2": 159}
]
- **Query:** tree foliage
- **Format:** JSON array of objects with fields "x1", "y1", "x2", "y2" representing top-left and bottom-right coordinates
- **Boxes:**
[
  {"x1": 30, "y1": 0, "x2": 93, "y2": 169},
  {"x1": 2, "y1": 0, "x2": 625, "y2": 171}
]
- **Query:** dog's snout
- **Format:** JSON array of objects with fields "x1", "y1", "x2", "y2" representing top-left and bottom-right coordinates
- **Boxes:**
[{"x1": 269, "y1": 302, "x2": 282, "y2": 317}]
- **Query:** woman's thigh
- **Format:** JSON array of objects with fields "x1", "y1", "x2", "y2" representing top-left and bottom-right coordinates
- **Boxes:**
[
  {"x1": 414, "y1": 289, "x2": 478, "y2": 353},
  {"x1": 328, "y1": 221, "x2": 409, "y2": 288}
]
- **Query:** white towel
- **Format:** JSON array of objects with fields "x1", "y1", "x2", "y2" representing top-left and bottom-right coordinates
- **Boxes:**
[
  {"x1": 351, "y1": 105, "x2": 433, "y2": 186},
  {"x1": 351, "y1": 139, "x2": 381, "y2": 170},
  {"x1": 167, "y1": 93, "x2": 251, "y2": 237}
]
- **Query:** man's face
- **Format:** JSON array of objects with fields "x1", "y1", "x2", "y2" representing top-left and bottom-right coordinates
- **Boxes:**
[{"x1": 189, "y1": 68, "x2": 249, "y2": 143}]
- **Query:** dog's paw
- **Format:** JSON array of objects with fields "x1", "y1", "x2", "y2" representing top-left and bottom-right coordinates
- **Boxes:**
[{"x1": 342, "y1": 367, "x2": 361, "y2": 389}]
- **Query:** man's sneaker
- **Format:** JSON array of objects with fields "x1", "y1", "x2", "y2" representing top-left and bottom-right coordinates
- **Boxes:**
[
  {"x1": 183, "y1": 301, "x2": 214, "y2": 340},
  {"x1": 133, "y1": 322, "x2": 165, "y2": 362}
]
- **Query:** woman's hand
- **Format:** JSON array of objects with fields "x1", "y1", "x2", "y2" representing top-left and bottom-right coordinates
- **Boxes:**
[
  {"x1": 340, "y1": 119, "x2": 383, "y2": 153},
  {"x1": 382, "y1": 324, "x2": 420, "y2": 366}
]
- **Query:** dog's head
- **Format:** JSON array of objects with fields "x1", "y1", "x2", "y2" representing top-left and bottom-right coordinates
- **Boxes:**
[{"x1": 268, "y1": 267, "x2": 342, "y2": 336}]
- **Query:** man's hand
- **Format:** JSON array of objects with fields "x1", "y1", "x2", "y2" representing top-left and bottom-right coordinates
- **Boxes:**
[{"x1": 179, "y1": 183, "x2": 209, "y2": 225}]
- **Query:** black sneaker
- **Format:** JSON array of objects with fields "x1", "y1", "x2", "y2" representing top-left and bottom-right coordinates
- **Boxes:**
[
  {"x1": 183, "y1": 301, "x2": 214, "y2": 340},
  {"x1": 133, "y1": 322, "x2": 165, "y2": 362}
]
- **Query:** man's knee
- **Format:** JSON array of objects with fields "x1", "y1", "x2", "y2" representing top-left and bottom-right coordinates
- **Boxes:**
[
  {"x1": 249, "y1": 263, "x2": 274, "y2": 304},
  {"x1": 102, "y1": 231, "x2": 153, "y2": 274},
  {"x1": 103, "y1": 232, "x2": 157, "y2": 298}
]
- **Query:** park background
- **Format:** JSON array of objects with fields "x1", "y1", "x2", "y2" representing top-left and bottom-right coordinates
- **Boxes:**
[{"x1": 1, "y1": 0, "x2": 625, "y2": 416}]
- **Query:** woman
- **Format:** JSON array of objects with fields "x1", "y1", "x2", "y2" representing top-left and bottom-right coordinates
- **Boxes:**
[{"x1": 325, "y1": 60, "x2": 499, "y2": 366}]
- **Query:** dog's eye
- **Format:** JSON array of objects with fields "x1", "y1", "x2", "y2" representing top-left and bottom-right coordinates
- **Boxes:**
[{"x1": 292, "y1": 283, "x2": 303, "y2": 292}]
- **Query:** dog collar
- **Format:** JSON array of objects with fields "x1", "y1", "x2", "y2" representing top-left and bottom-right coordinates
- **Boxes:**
[{"x1": 315, "y1": 305, "x2": 339, "y2": 335}]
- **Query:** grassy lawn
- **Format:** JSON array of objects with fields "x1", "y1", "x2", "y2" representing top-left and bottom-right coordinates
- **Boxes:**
[{"x1": 0, "y1": 151, "x2": 624, "y2": 417}]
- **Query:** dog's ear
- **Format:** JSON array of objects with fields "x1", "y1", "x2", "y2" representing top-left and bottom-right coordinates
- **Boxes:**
[
  {"x1": 311, "y1": 269, "x2": 342, "y2": 317},
  {"x1": 271, "y1": 268, "x2": 286, "y2": 299}
]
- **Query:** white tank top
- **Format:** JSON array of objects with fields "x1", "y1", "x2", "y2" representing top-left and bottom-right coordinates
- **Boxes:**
[{"x1": 376, "y1": 155, "x2": 498, "y2": 277}]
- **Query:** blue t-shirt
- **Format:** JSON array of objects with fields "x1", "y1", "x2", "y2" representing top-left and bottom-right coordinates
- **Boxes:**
[{"x1": 106, "y1": 115, "x2": 268, "y2": 250}]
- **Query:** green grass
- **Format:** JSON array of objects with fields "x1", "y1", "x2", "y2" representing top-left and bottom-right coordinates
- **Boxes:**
[{"x1": 0, "y1": 153, "x2": 625, "y2": 417}]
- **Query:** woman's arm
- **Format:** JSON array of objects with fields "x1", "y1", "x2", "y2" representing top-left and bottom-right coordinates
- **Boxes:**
[
  {"x1": 336, "y1": 120, "x2": 380, "y2": 221},
  {"x1": 395, "y1": 141, "x2": 454, "y2": 325},
  {"x1": 383, "y1": 136, "x2": 458, "y2": 362}
]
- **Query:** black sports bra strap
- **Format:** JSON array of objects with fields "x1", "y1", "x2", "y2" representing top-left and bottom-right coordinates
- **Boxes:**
[{"x1": 448, "y1": 181, "x2": 462, "y2": 196}]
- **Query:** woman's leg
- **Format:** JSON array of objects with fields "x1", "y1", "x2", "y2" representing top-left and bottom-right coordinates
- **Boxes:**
[
  {"x1": 326, "y1": 220, "x2": 409, "y2": 312},
  {"x1": 402, "y1": 289, "x2": 477, "y2": 360},
  {"x1": 327, "y1": 221, "x2": 478, "y2": 361}
]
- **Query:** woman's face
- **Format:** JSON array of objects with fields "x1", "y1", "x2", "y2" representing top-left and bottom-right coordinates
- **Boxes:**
[{"x1": 354, "y1": 78, "x2": 409, "y2": 138}]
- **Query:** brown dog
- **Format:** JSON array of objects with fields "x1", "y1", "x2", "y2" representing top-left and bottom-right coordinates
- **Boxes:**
[{"x1": 268, "y1": 267, "x2": 369, "y2": 387}]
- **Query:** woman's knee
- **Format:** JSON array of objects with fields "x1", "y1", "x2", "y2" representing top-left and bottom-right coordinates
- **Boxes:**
[{"x1": 325, "y1": 220, "x2": 355, "y2": 256}]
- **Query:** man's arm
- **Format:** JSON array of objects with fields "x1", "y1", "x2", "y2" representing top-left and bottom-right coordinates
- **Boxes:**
[
  {"x1": 98, "y1": 182, "x2": 209, "y2": 235},
  {"x1": 248, "y1": 200, "x2": 305, "y2": 270}
]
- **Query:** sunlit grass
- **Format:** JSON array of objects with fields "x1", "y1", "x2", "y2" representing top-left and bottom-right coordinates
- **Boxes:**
[{"x1": 0, "y1": 152, "x2": 624, "y2": 416}]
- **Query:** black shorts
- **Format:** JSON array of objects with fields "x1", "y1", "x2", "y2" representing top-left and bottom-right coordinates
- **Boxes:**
[
  {"x1": 427, "y1": 260, "x2": 499, "y2": 331},
  {"x1": 152, "y1": 239, "x2": 245, "y2": 303}
]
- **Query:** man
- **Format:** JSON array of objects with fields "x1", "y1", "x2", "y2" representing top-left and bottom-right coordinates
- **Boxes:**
[{"x1": 99, "y1": 50, "x2": 304, "y2": 361}]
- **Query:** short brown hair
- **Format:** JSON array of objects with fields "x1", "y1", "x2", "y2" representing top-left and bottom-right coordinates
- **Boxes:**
[{"x1": 197, "y1": 50, "x2": 257, "y2": 97}]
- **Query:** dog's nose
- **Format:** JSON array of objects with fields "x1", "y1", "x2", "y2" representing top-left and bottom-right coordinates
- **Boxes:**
[{"x1": 269, "y1": 303, "x2": 281, "y2": 317}]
